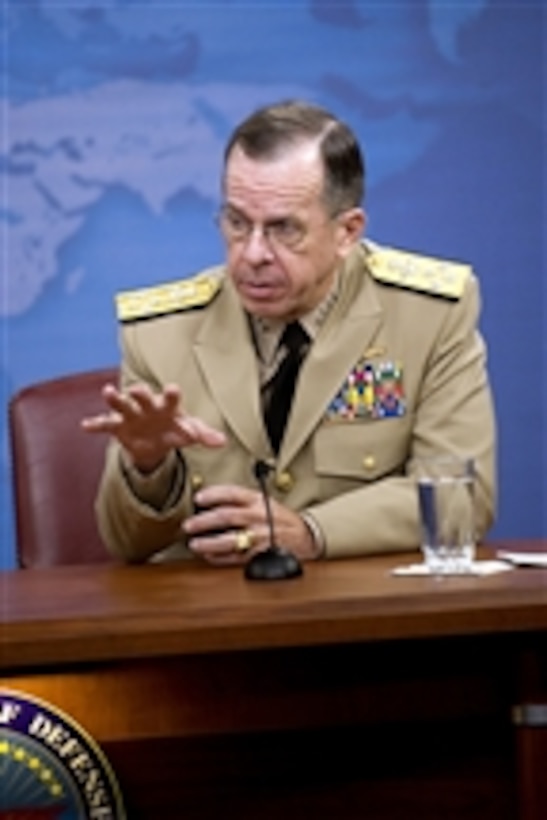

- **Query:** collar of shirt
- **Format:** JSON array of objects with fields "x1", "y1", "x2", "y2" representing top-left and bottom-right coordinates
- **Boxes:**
[{"x1": 248, "y1": 274, "x2": 341, "y2": 387}]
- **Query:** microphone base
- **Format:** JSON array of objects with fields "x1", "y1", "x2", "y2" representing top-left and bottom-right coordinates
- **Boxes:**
[{"x1": 244, "y1": 546, "x2": 303, "y2": 581}]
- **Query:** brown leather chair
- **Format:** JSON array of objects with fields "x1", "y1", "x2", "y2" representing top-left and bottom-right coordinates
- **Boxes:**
[{"x1": 8, "y1": 367, "x2": 118, "y2": 567}]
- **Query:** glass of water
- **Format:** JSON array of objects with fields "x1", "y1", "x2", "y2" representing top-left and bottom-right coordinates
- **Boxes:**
[{"x1": 413, "y1": 456, "x2": 476, "y2": 575}]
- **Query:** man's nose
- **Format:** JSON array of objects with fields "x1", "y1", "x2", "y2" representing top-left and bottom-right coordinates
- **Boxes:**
[{"x1": 241, "y1": 226, "x2": 275, "y2": 264}]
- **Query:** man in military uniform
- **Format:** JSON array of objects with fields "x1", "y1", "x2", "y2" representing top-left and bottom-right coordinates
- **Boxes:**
[{"x1": 83, "y1": 100, "x2": 496, "y2": 565}]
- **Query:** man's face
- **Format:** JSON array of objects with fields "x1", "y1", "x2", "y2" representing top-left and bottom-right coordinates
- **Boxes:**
[{"x1": 221, "y1": 141, "x2": 364, "y2": 320}]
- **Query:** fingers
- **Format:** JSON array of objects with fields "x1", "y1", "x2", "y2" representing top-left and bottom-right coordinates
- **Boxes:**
[
  {"x1": 187, "y1": 525, "x2": 268, "y2": 565},
  {"x1": 81, "y1": 412, "x2": 122, "y2": 434},
  {"x1": 81, "y1": 385, "x2": 141, "y2": 432},
  {"x1": 96, "y1": 383, "x2": 176, "y2": 416},
  {"x1": 108, "y1": 383, "x2": 171, "y2": 419},
  {"x1": 82, "y1": 382, "x2": 226, "y2": 449},
  {"x1": 185, "y1": 486, "x2": 318, "y2": 562},
  {"x1": 184, "y1": 500, "x2": 253, "y2": 537},
  {"x1": 81, "y1": 383, "x2": 124, "y2": 432},
  {"x1": 184, "y1": 486, "x2": 268, "y2": 564},
  {"x1": 163, "y1": 383, "x2": 182, "y2": 412},
  {"x1": 178, "y1": 416, "x2": 227, "y2": 448},
  {"x1": 192, "y1": 484, "x2": 257, "y2": 508}
]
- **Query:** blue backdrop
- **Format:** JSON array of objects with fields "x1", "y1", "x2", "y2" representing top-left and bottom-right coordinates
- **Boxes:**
[{"x1": 1, "y1": 0, "x2": 545, "y2": 568}]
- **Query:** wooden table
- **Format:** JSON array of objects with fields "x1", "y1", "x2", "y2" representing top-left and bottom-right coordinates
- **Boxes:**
[{"x1": 2, "y1": 541, "x2": 547, "y2": 819}]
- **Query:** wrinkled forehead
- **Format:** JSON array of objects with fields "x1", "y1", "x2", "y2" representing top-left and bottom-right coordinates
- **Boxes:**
[{"x1": 222, "y1": 142, "x2": 327, "y2": 215}]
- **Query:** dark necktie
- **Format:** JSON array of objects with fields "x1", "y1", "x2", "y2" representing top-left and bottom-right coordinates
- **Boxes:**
[{"x1": 264, "y1": 321, "x2": 310, "y2": 454}]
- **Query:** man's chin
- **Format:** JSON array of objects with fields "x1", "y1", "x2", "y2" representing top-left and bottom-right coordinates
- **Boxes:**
[{"x1": 239, "y1": 293, "x2": 291, "y2": 319}]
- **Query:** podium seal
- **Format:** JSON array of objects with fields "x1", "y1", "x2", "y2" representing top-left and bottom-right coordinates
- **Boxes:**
[{"x1": 0, "y1": 689, "x2": 126, "y2": 818}]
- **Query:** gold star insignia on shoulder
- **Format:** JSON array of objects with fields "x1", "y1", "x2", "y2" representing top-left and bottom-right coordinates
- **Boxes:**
[
  {"x1": 367, "y1": 247, "x2": 471, "y2": 300},
  {"x1": 116, "y1": 271, "x2": 223, "y2": 323}
]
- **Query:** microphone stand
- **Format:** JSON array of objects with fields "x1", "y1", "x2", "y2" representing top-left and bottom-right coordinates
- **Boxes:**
[{"x1": 244, "y1": 461, "x2": 303, "y2": 581}]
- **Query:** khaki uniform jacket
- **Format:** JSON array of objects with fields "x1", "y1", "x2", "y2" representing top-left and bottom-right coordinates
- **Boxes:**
[{"x1": 96, "y1": 241, "x2": 496, "y2": 562}]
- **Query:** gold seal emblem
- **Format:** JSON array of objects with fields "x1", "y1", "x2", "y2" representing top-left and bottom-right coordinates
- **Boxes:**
[{"x1": 0, "y1": 689, "x2": 126, "y2": 818}]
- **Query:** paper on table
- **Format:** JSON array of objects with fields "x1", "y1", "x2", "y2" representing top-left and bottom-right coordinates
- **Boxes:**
[
  {"x1": 391, "y1": 560, "x2": 514, "y2": 577},
  {"x1": 497, "y1": 551, "x2": 547, "y2": 568}
]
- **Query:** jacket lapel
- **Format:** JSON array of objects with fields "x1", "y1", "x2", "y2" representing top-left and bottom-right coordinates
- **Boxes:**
[
  {"x1": 279, "y1": 254, "x2": 383, "y2": 467},
  {"x1": 193, "y1": 280, "x2": 269, "y2": 455}
]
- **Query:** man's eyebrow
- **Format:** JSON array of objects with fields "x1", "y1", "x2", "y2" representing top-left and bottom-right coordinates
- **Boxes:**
[
  {"x1": 224, "y1": 202, "x2": 300, "y2": 223},
  {"x1": 223, "y1": 202, "x2": 246, "y2": 213}
]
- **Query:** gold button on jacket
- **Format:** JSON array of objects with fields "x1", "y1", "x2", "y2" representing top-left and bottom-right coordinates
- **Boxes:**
[{"x1": 275, "y1": 471, "x2": 294, "y2": 492}]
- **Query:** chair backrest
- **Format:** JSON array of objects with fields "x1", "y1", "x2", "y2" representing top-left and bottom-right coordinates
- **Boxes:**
[{"x1": 8, "y1": 367, "x2": 118, "y2": 568}]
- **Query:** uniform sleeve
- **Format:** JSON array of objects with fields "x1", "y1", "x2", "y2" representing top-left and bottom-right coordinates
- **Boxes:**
[
  {"x1": 94, "y1": 324, "x2": 192, "y2": 563},
  {"x1": 305, "y1": 275, "x2": 497, "y2": 558}
]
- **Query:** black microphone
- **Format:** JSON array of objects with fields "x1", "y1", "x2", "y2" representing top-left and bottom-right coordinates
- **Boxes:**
[{"x1": 244, "y1": 460, "x2": 303, "y2": 581}]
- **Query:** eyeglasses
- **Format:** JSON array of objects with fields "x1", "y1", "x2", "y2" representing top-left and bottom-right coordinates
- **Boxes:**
[{"x1": 216, "y1": 205, "x2": 309, "y2": 251}]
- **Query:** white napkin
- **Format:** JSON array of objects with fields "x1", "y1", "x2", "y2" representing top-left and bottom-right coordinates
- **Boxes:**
[
  {"x1": 391, "y1": 560, "x2": 514, "y2": 577},
  {"x1": 496, "y1": 551, "x2": 547, "y2": 568}
]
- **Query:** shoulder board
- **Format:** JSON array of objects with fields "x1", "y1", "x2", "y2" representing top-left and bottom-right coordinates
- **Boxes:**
[
  {"x1": 367, "y1": 247, "x2": 471, "y2": 300},
  {"x1": 115, "y1": 273, "x2": 222, "y2": 323}
]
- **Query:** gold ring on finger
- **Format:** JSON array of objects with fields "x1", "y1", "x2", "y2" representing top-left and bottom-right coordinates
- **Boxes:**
[{"x1": 235, "y1": 529, "x2": 253, "y2": 553}]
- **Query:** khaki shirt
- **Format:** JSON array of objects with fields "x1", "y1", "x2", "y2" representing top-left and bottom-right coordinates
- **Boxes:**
[{"x1": 96, "y1": 241, "x2": 496, "y2": 563}]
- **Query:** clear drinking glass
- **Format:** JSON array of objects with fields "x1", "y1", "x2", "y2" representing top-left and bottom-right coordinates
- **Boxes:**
[{"x1": 413, "y1": 456, "x2": 476, "y2": 575}]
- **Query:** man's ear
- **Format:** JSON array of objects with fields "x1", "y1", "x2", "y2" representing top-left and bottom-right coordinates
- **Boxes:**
[{"x1": 337, "y1": 208, "x2": 366, "y2": 257}]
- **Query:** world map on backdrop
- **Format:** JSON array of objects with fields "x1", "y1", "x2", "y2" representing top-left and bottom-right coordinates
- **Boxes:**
[{"x1": 1, "y1": 1, "x2": 544, "y2": 564}]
